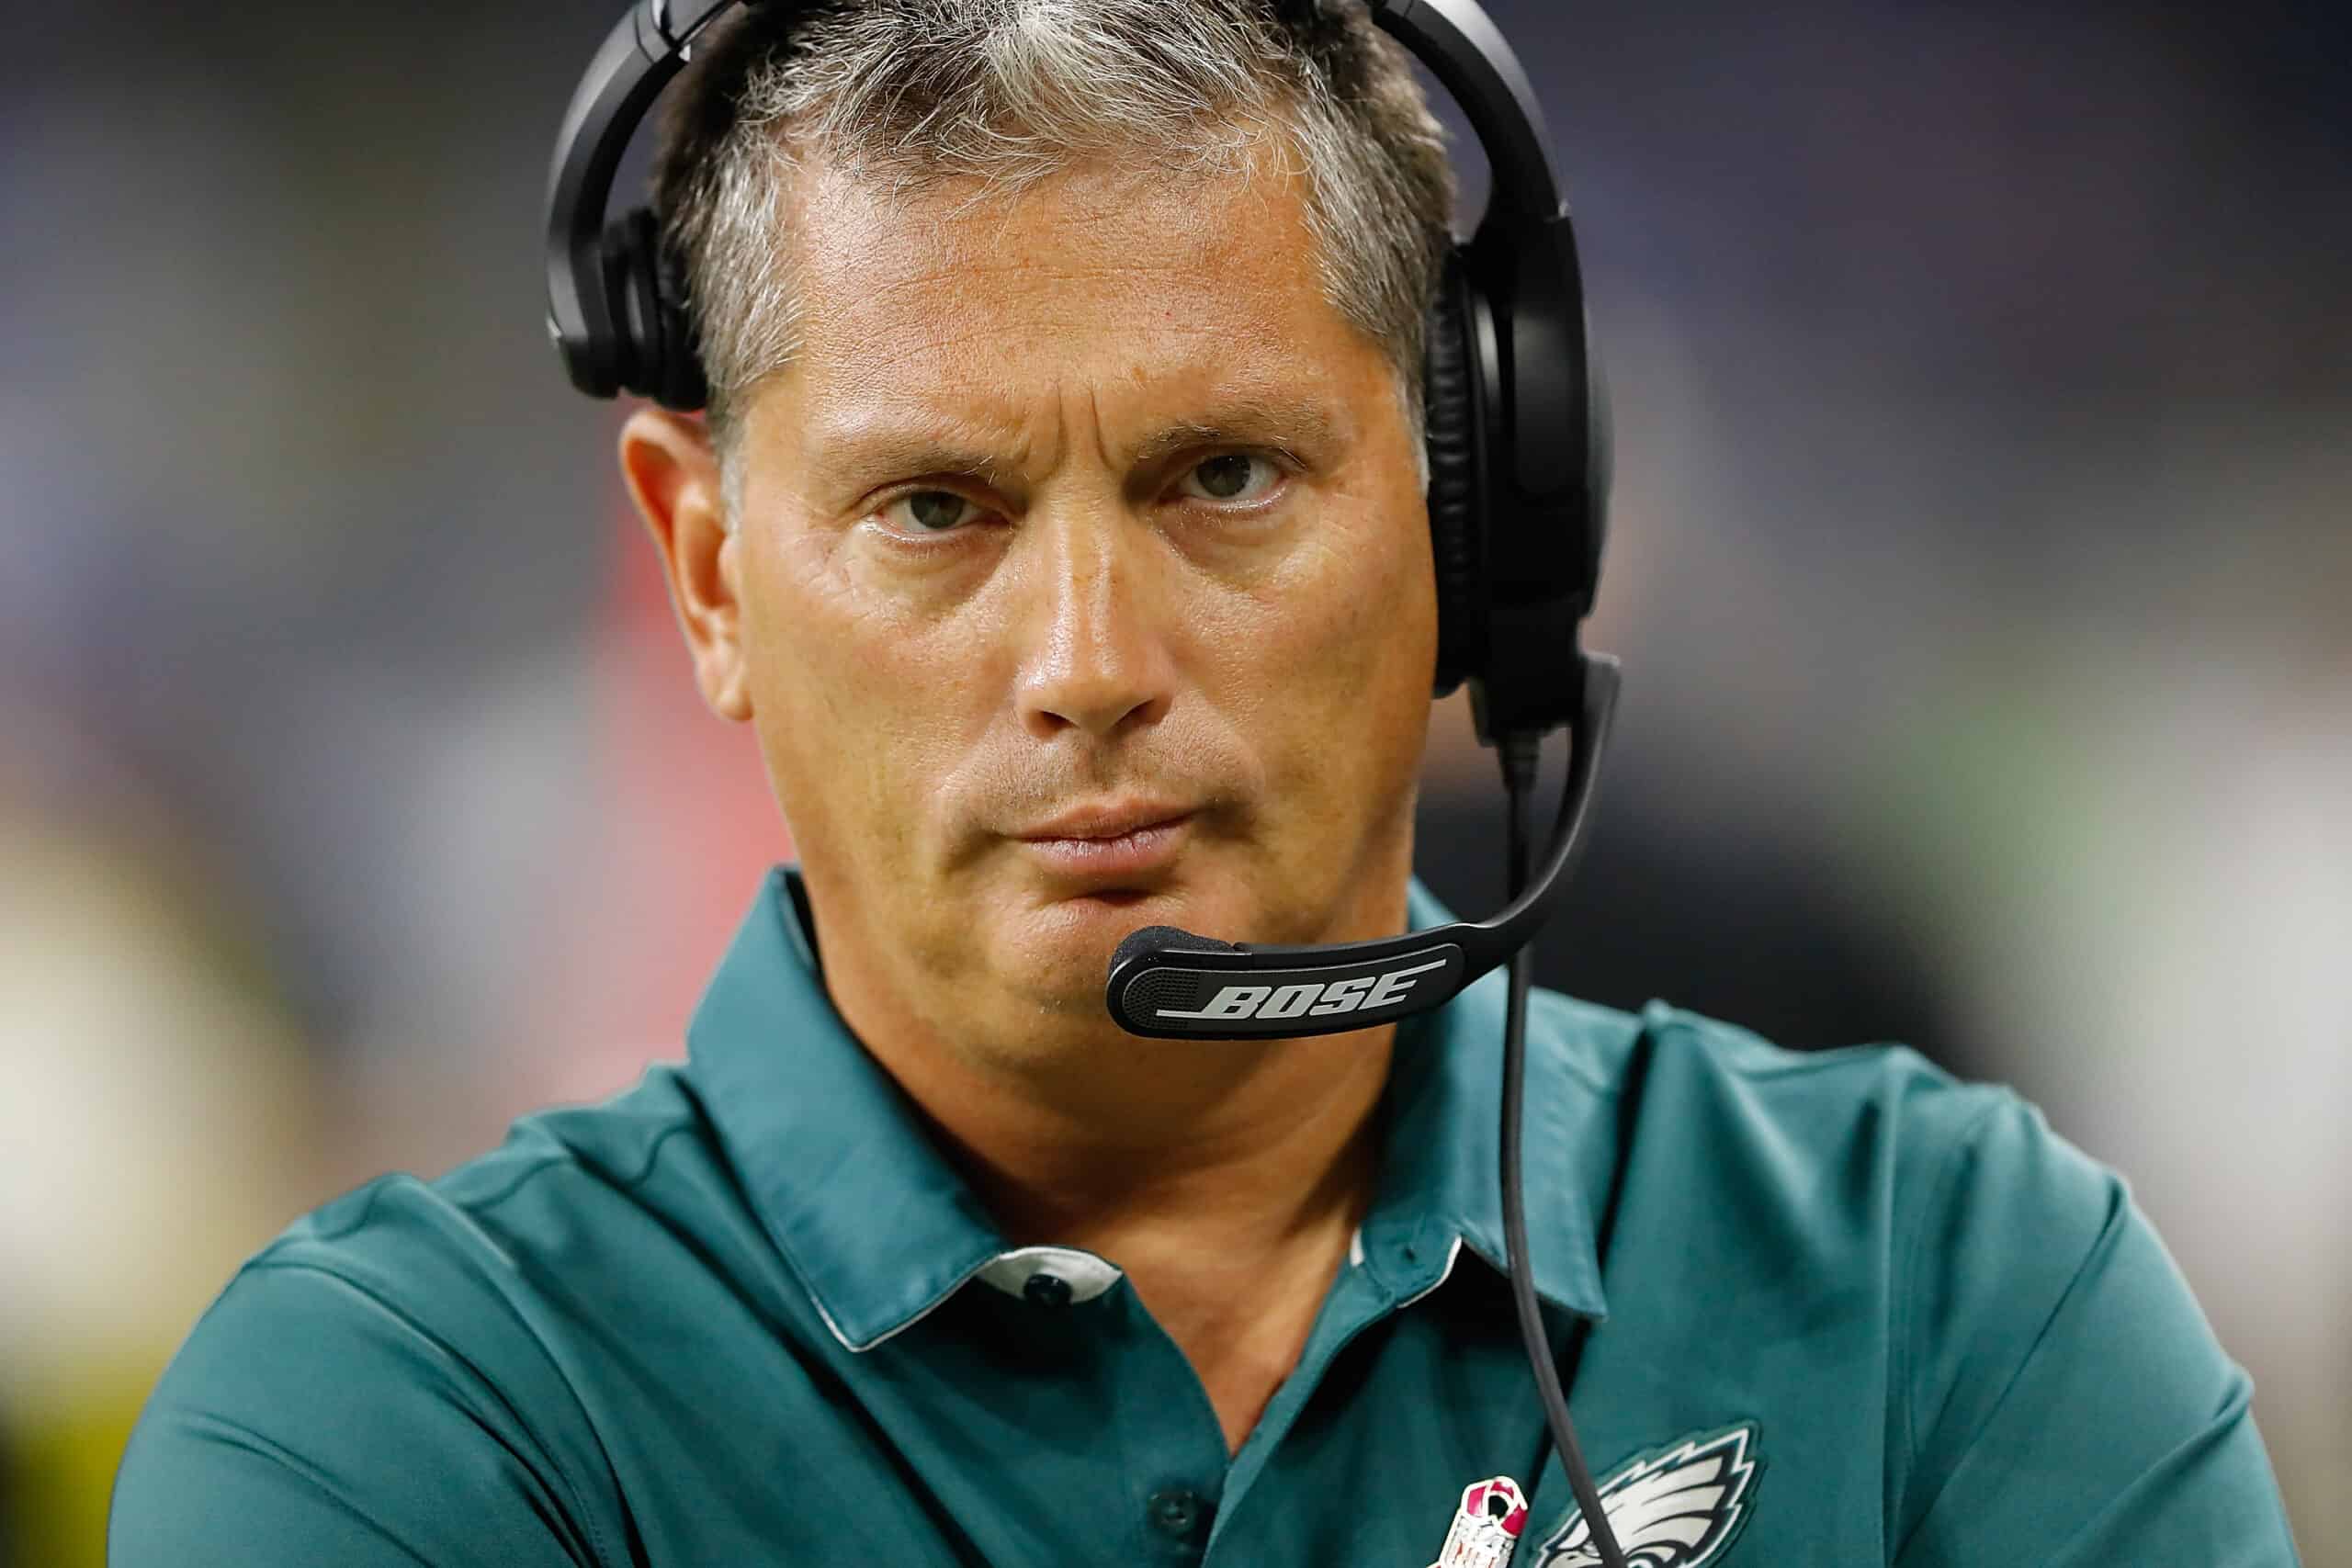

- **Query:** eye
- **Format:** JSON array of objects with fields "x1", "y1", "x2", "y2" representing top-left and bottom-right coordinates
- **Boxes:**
[
  {"x1": 1178, "y1": 453, "x2": 1283, "y2": 505},
  {"x1": 877, "y1": 489, "x2": 983, "y2": 535}
]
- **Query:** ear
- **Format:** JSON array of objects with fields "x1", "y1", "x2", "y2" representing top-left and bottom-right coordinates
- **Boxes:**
[{"x1": 618, "y1": 409, "x2": 752, "y2": 722}]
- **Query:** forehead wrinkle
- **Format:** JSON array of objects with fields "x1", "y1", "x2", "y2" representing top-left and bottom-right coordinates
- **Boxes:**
[
  {"x1": 823, "y1": 265, "x2": 1279, "y2": 362},
  {"x1": 805, "y1": 255, "x2": 1283, "y2": 376},
  {"x1": 827, "y1": 310, "x2": 1282, "y2": 374},
  {"x1": 797, "y1": 164, "x2": 1314, "y2": 323},
  {"x1": 805, "y1": 265, "x2": 1346, "y2": 405}
]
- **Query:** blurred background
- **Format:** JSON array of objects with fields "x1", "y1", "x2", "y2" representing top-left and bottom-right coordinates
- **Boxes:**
[{"x1": 1, "y1": 0, "x2": 2343, "y2": 1560}]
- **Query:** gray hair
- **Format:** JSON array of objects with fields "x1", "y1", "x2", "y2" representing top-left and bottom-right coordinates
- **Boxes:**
[{"x1": 654, "y1": 0, "x2": 1457, "y2": 524}]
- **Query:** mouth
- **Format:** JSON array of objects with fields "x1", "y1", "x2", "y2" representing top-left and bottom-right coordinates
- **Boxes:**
[{"x1": 1013, "y1": 804, "x2": 1195, "y2": 884}]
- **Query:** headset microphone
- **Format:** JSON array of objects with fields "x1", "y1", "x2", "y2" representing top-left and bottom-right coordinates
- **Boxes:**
[{"x1": 1105, "y1": 652, "x2": 1620, "y2": 1040}]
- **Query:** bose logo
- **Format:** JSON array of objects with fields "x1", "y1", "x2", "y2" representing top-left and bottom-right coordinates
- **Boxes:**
[{"x1": 1154, "y1": 956, "x2": 1450, "y2": 1021}]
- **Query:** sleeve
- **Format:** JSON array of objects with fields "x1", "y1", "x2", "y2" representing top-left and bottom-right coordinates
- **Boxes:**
[
  {"x1": 109, "y1": 1259, "x2": 612, "y2": 1568},
  {"x1": 1888, "y1": 1091, "x2": 2301, "y2": 1566}
]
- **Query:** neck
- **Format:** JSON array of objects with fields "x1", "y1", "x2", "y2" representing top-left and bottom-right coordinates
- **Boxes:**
[
  {"x1": 898, "y1": 1023, "x2": 1395, "y2": 1260},
  {"x1": 808, "y1": 883, "x2": 1402, "y2": 1453},
  {"x1": 883, "y1": 1020, "x2": 1393, "y2": 1455},
  {"x1": 797, "y1": 863, "x2": 1413, "y2": 1255}
]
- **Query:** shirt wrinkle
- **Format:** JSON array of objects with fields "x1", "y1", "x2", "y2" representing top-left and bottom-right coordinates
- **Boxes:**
[
  {"x1": 1893, "y1": 1092, "x2": 2139, "y2": 1562},
  {"x1": 2038, "y1": 1375, "x2": 2260, "y2": 1566},
  {"x1": 243, "y1": 1258, "x2": 616, "y2": 1565},
  {"x1": 1889, "y1": 1090, "x2": 2008, "y2": 1551},
  {"x1": 154, "y1": 1407, "x2": 450, "y2": 1568}
]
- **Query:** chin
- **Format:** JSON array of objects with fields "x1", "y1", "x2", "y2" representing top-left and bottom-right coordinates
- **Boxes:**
[
  {"x1": 1049, "y1": 873, "x2": 1278, "y2": 934},
  {"x1": 1012, "y1": 887, "x2": 1181, "y2": 964},
  {"x1": 984, "y1": 884, "x2": 1230, "y2": 999}
]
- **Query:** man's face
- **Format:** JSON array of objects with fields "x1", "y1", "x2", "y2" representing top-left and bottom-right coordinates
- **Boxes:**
[{"x1": 721, "y1": 145, "x2": 1436, "y2": 1062}]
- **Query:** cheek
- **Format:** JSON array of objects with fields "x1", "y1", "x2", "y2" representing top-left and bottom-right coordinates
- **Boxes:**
[
  {"x1": 737, "y1": 531, "x2": 983, "y2": 858},
  {"x1": 1238, "y1": 503, "x2": 1437, "y2": 788}
]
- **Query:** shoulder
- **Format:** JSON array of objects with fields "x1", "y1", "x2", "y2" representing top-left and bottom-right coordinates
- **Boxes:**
[
  {"x1": 1617, "y1": 999, "x2": 2121, "y2": 1357},
  {"x1": 1619, "y1": 998, "x2": 2146, "y2": 1334},
  {"x1": 111, "y1": 1066, "x2": 715, "y2": 1568},
  {"x1": 265, "y1": 1060, "x2": 712, "y2": 1292},
  {"x1": 1528, "y1": 987, "x2": 2038, "y2": 1189},
  {"x1": 1577, "y1": 998, "x2": 2290, "y2": 1558},
  {"x1": 1532, "y1": 988, "x2": 2143, "y2": 1371},
  {"x1": 1587, "y1": 994, "x2": 2068, "y2": 1200},
  {"x1": 185, "y1": 1059, "x2": 721, "y2": 1383}
]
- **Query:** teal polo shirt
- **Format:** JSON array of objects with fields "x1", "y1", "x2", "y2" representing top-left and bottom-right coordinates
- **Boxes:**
[{"x1": 112, "y1": 867, "x2": 2298, "y2": 1565}]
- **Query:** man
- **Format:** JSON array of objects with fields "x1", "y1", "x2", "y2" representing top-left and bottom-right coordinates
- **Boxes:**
[{"x1": 111, "y1": 2, "x2": 2299, "y2": 1563}]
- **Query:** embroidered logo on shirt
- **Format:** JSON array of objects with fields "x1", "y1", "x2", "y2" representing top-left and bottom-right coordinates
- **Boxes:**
[{"x1": 1532, "y1": 1422, "x2": 1760, "y2": 1567}]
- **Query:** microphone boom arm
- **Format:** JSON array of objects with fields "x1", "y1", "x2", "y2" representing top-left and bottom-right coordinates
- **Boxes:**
[{"x1": 1104, "y1": 652, "x2": 1621, "y2": 1040}]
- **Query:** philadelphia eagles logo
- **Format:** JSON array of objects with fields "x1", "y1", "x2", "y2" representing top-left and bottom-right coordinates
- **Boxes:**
[{"x1": 1532, "y1": 1423, "x2": 1760, "y2": 1567}]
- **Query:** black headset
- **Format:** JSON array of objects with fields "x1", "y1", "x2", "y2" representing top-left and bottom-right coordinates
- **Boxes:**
[{"x1": 545, "y1": 5, "x2": 1630, "y2": 1562}]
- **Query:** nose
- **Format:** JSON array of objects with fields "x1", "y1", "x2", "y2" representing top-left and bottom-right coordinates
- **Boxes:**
[{"x1": 1013, "y1": 509, "x2": 1175, "y2": 743}]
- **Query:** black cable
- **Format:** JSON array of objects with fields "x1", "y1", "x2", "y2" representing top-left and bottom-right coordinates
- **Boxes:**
[{"x1": 1498, "y1": 731, "x2": 1629, "y2": 1568}]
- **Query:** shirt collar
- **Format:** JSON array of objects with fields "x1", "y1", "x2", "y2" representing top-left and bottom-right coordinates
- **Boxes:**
[
  {"x1": 685, "y1": 866, "x2": 1606, "y2": 1352},
  {"x1": 684, "y1": 866, "x2": 1015, "y2": 1351},
  {"x1": 1365, "y1": 880, "x2": 1609, "y2": 1323}
]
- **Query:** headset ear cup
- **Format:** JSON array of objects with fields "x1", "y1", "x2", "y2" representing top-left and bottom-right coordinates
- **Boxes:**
[
  {"x1": 1423, "y1": 251, "x2": 1485, "y2": 698},
  {"x1": 596, "y1": 217, "x2": 644, "y2": 396},
  {"x1": 650, "y1": 223, "x2": 708, "y2": 413},
  {"x1": 601, "y1": 210, "x2": 660, "y2": 400},
  {"x1": 600, "y1": 209, "x2": 709, "y2": 412}
]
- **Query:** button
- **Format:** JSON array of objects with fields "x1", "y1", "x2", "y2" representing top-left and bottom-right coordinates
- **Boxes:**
[
  {"x1": 1148, "y1": 1487, "x2": 1206, "y2": 1540},
  {"x1": 1022, "y1": 1271, "x2": 1073, "y2": 1308}
]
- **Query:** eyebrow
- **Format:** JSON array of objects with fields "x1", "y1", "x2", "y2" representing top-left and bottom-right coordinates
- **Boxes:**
[
  {"x1": 808, "y1": 392, "x2": 1347, "y2": 487},
  {"x1": 1125, "y1": 393, "x2": 1345, "y2": 468}
]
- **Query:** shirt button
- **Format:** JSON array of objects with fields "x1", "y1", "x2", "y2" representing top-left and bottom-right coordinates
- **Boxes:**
[
  {"x1": 1022, "y1": 1271, "x2": 1073, "y2": 1308},
  {"x1": 1148, "y1": 1487, "x2": 1207, "y2": 1540}
]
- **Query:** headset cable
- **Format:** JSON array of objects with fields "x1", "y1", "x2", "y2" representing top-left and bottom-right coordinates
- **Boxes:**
[{"x1": 1498, "y1": 728, "x2": 1629, "y2": 1568}]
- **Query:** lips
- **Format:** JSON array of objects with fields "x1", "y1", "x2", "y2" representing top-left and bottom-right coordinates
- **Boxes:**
[
  {"x1": 1017, "y1": 801, "x2": 1194, "y2": 842},
  {"x1": 1014, "y1": 802, "x2": 1195, "y2": 882}
]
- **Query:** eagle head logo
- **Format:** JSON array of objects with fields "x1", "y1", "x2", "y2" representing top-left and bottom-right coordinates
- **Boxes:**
[{"x1": 1532, "y1": 1423, "x2": 1760, "y2": 1568}]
